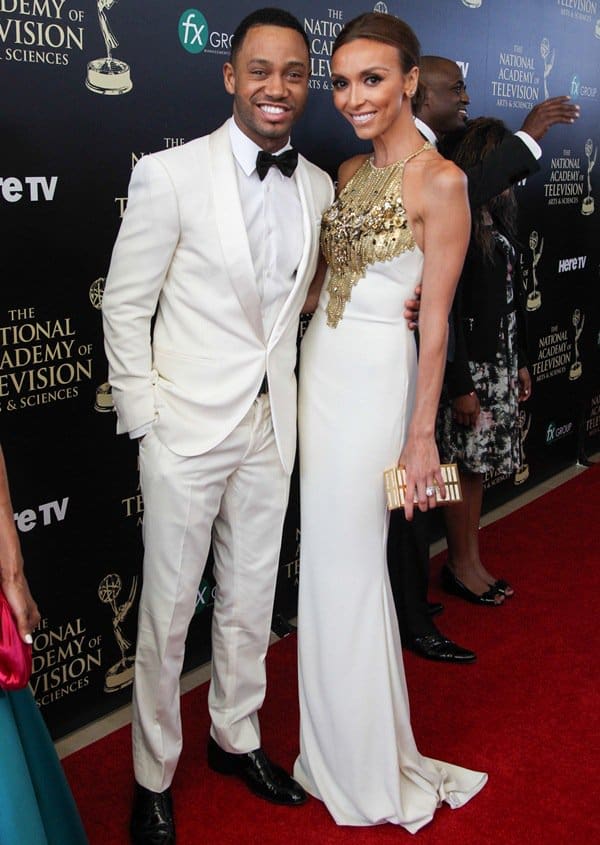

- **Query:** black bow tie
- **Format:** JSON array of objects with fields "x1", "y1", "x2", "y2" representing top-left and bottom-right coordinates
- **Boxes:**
[{"x1": 256, "y1": 148, "x2": 298, "y2": 181}]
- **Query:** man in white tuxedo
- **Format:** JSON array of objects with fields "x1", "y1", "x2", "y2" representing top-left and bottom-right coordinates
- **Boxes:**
[{"x1": 102, "y1": 9, "x2": 333, "y2": 844}]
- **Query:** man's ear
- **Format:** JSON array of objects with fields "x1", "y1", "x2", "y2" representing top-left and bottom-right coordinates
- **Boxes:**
[{"x1": 223, "y1": 62, "x2": 235, "y2": 95}]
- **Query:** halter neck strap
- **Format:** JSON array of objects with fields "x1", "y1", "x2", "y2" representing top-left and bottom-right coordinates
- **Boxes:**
[{"x1": 369, "y1": 141, "x2": 433, "y2": 171}]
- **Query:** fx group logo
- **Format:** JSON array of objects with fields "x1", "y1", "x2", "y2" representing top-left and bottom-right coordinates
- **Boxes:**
[
  {"x1": 546, "y1": 420, "x2": 573, "y2": 445},
  {"x1": 179, "y1": 9, "x2": 209, "y2": 54},
  {"x1": 570, "y1": 73, "x2": 598, "y2": 100}
]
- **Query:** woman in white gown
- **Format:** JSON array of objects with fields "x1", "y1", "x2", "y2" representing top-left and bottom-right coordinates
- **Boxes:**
[{"x1": 294, "y1": 12, "x2": 487, "y2": 831}]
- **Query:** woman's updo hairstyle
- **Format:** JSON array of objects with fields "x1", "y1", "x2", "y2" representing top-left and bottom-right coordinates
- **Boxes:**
[{"x1": 331, "y1": 12, "x2": 420, "y2": 75}]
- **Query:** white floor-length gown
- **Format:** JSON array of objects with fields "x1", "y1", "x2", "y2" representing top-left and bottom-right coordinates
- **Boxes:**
[{"x1": 294, "y1": 154, "x2": 487, "y2": 831}]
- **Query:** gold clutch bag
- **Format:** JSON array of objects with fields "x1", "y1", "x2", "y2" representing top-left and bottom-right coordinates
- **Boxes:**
[{"x1": 384, "y1": 464, "x2": 462, "y2": 510}]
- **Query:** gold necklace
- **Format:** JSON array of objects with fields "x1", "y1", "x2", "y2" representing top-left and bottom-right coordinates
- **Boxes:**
[{"x1": 321, "y1": 141, "x2": 431, "y2": 328}]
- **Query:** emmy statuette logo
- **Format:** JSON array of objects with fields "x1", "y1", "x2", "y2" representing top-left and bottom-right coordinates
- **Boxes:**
[
  {"x1": 462, "y1": 0, "x2": 483, "y2": 7},
  {"x1": 540, "y1": 38, "x2": 555, "y2": 99},
  {"x1": 514, "y1": 410, "x2": 531, "y2": 486},
  {"x1": 373, "y1": 2, "x2": 388, "y2": 12},
  {"x1": 94, "y1": 381, "x2": 114, "y2": 412},
  {"x1": 569, "y1": 310, "x2": 585, "y2": 380},
  {"x1": 525, "y1": 231, "x2": 543, "y2": 311},
  {"x1": 86, "y1": 0, "x2": 133, "y2": 95},
  {"x1": 89, "y1": 277, "x2": 105, "y2": 310},
  {"x1": 582, "y1": 138, "x2": 597, "y2": 215},
  {"x1": 98, "y1": 573, "x2": 138, "y2": 692},
  {"x1": 88, "y1": 276, "x2": 115, "y2": 412}
]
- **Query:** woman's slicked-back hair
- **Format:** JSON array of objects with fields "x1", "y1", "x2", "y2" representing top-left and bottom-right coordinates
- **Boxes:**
[
  {"x1": 229, "y1": 7, "x2": 310, "y2": 63},
  {"x1": 331, "y1": 12, "x2": 420, "y2": 74}
]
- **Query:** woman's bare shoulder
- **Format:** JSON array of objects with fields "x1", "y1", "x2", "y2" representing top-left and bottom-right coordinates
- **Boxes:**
[{"x1": 422, "y1": 155, "x2": 467, "y2": 199}]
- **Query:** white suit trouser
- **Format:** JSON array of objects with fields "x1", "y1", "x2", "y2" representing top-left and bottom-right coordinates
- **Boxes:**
[{"x1": 132, "y1": 395, "x2": 290, "y2": 792}]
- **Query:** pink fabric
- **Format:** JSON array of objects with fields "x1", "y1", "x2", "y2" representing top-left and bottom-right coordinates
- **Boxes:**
[{"x1": 0, "y1": 588, "x2": 31, "y2": 690}]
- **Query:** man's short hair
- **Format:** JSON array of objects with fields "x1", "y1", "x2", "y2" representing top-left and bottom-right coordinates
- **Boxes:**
[{"x1": 230, "y1": 7, "x2": 310, "y2": 62}]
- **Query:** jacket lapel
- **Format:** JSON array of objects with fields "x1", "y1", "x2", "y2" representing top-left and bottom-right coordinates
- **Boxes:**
[
  {"x1": 208, "y1": 124, "x2": 264, "y2": 342},
  {"x1": 269, "y1": 157, "x2": 317, "y2": 347}
]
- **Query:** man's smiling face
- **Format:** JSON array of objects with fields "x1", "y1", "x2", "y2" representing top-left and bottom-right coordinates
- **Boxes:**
[
  {"x1": 223, "y1": 25, "x2": 310, "y2": 153},
  {"x1": 420, "y1": 59, "x2": 470, "y2": 138}
]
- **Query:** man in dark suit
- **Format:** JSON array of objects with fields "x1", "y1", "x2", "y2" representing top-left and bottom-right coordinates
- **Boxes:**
[{"x1": 389, "y1": 56, "x2": 579, "y2": 664}]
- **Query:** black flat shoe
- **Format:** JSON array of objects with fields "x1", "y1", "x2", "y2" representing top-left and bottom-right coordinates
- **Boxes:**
[
  {"x1": 427, "y1": 602, "x2": 444, "y2": 616},
  {"x1": 489, "y1": 578, "x2": 514, "y2": 597},
  {"x1": 130, "y1": 783, "x2": 175, "y2": 845},
  {"x1": 441, "y1": 565, "x2": 503, "y2": 606},
  {"x1": 407, "y1": 633, "x2": 476, "y2": 663},
  {"x1": 207, "y1": 737, "x2": 307, "y2": 806}
]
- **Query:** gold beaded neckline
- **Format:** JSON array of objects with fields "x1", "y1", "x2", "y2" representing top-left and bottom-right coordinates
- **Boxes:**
[{"x1": 321, "y1": 141, "x2": 432, "y2": 328}]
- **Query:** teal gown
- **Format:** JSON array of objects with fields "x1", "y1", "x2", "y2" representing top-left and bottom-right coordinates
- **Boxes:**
[{"x1": 0, "y1": 687, "x2": 88, "y2": 844}]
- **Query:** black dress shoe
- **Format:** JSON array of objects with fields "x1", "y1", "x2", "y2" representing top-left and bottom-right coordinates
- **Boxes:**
[
  {"x1": 427, "y1": 602, "x2": 444, "y2": 616},
  {"x1": 130, "y1": 783, "x2": 175, "y2": 845},
  {"x1": 407, "y1": 633, "x2": 476, "y2": 663},
  {"x1": 441, "y1": 565, "x2": 503, "y2": 606},
  {"x1": 207, "y1": 737, "x2": 307, "y2": 806}
]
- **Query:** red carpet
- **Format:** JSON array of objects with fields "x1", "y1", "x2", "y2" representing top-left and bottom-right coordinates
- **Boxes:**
[{"x1": 64, "y1": 466, "x2": 599, "y2": 843}]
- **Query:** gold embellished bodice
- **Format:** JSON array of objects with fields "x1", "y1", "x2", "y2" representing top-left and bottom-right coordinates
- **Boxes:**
[{"x1": 320, "y1": 142, "x2": 432, "y2": 328}]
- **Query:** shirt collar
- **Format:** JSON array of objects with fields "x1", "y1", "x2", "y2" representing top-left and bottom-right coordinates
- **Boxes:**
[
  {"x1": 414, "y1": 117, "x2": 438, "y2": 147},
  {"x1": 228, "y1": 117, "x2": 293, "y2": 177}
]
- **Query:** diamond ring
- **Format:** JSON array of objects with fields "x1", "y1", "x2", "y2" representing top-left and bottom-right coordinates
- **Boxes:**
[{"x1": 425, "y1": 485, "x2": 435, "y2": 497}]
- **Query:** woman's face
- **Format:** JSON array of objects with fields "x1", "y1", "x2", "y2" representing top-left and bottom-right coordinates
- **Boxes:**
[{"x1": 330, "y1": 38, "x2": 417, "y2": 140}]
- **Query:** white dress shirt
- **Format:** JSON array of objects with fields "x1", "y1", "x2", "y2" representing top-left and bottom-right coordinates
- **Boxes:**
[{"x1": 228, "y1": 117, "x2": 304, "y2": 341}]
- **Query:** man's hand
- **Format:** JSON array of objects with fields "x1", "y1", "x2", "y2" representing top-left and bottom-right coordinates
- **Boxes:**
[
  {"x1": 518, "y1": 367, "x2": 532, "y2": 402},
  {"x1": 451, "y1": 392, "x2": 480, "y2": 427},
  {"x1": 521, "y1": 96, "x2": 580, "y2": 141},
  {"x1": 404, "y1": 283, "x2": 422, "y2": 330}
]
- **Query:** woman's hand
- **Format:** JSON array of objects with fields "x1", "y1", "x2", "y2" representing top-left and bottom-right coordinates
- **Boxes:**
[
  {"x1": 452, "y1": 391, "x2": 480, "y2": 427},
  {"x1": 518, "y1": 367, "x2": 532, "y2": 402},
  {"x1": 398, "y1": 434, "x2": 446, "y2": 521}
]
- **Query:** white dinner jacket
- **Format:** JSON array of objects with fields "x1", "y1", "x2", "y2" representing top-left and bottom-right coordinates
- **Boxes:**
[{"x1": 102, "y1": 121, "x2": 334, "y2": 473}]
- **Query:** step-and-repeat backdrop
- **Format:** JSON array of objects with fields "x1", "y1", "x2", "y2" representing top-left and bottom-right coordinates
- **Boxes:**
[{"x1": 2, "y1": 0, "x2": 598, "y2": 738}]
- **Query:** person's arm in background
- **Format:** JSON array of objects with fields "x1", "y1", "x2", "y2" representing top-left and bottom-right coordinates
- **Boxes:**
[
  {"x1": 445, "y1": 266, "x2": 481, "y2": 428},
  {"x1": 515, "y1": 251, "x2": 532, "y2": 403},
  {"x1": 0, "y1": 446, "x2": 40, "y2": 642},
  {"x1": 463, "y1": 96, "x2": 580, "y2": 209}
]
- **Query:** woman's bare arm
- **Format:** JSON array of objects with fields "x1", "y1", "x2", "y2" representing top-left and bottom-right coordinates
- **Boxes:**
[{"x1": 399, "y1": 160, "x2": 470, "y2": 519}]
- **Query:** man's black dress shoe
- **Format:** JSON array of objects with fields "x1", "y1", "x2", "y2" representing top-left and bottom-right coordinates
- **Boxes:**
[
  {"x1": 207, "y1": 737, "x2": 307, "y2": 806},
  {"x1": 130, "y1": 783, "x2": 175, "y2": 845},
  {"x1": 441, "y1": 565, "x2": 502, "y2": 606},
  {"x1": 407, "y1": 633, "x2": 476, "y2": 663},
  {"x1": 427, "y1": 602, "x2": 444, "y2": 616}
]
